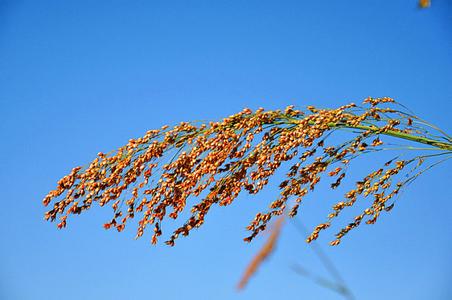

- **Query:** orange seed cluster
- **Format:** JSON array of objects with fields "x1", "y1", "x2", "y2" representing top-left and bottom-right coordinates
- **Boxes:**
[{"x1": 43, "y1": 97, "x2": 451, "y2": 246}]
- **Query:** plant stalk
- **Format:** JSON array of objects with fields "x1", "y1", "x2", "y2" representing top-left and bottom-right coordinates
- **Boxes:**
[
  {"x1": 291, "y1": 119, "x2": 452, "y2": 151},
  {"x1": 340, "y1": 123, "x2": 452, "y2": 151}
]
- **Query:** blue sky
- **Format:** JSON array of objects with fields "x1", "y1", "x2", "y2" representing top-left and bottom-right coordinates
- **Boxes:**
[{"x1": 1, "y1": 1, "x2": 451, "y2": 299}]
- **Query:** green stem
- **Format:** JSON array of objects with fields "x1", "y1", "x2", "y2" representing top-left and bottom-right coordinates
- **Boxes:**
[
  {"x1": 339, "y1": 123, "x2": 452, "y2": 151},
  {"x1": 284, "y1": 117, "x2": 452, "y2": 151}
]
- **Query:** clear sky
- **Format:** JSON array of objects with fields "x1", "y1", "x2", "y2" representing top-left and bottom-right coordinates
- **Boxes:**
[{"x1": 1, "y1": 1, "x2": 451, "y2": 299}]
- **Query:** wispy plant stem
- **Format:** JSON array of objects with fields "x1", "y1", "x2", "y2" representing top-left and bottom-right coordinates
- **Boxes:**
[
  {"x1": 287, "y1": 119, "x2": 452, "y2": 151},
  {"x1": 341, "y1": 123, "x2": 452, "y2": 151}
]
